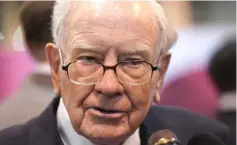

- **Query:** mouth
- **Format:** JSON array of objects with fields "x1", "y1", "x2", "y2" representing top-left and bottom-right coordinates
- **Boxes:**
[
  {"x1": 88, "y1": 107, "x2": 125, "y2": 119},
  {"x1": 93, "y1": 107, "x2": 121, "y2": 114}
]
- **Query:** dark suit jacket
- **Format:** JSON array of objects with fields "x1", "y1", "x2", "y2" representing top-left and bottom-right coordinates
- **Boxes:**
[
  {"x1": 0, "y1": 97, "x2": 232, "y2": 145},
  {"x1": 217, "y1": 111, "x2": 236, "y2": 144}
]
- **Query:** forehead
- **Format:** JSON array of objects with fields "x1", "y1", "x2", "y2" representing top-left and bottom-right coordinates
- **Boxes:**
[{"x1": 64, "y1": 1, "x2": 160, "y2": 55}]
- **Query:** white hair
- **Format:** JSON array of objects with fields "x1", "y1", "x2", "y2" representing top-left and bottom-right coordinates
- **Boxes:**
[{"x1": 52, "y1": 0, "x2": 177, "y2": 56}]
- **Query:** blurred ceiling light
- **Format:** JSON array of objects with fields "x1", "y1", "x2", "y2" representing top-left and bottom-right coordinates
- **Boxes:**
[{"x1": 13, "y1": 26, "x2": 25, "y2": 52}]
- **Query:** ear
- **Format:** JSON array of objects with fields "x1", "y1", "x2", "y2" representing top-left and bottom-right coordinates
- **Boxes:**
[
  {"x1": 154, "y1": 53, "x2": 171, "y2": 104},
  {"x1": 45, "y1": 43, "x2": 61, "y2": 96}
]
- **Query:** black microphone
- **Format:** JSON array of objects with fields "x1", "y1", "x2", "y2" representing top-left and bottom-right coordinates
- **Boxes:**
[
  {"x1": 187, "y1": 133, "x2": 225, "y2": 145},
  {"x1": 148, "y1": 129, "x2": 182, "y2": 145}
]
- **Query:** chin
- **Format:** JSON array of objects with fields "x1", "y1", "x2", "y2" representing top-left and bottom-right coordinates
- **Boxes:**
[{"x1": 78, "y1": 119, "x2": 132, "y2": 145}]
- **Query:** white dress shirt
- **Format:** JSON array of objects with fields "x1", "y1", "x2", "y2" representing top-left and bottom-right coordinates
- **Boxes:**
[{"x1": 57, "y1": 98, "x2": 141, "y2": 145}]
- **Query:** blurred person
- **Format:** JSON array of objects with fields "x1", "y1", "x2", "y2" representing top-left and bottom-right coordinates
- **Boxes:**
[
  {"x1": 0, "y1": 1, "x2": 232, "y2": 145},
  {"x1": 0, "y1": 20, "x2": 34, "y2": 103},
  {"x1": 160, "y1": 69, "x2": 219, "y2": 118},
  {"x1": 208, "y1": 37, "x2": 236, "y2": 143},
  {"x1": 0, "y1": 28, "x2": 34, "y2": 103},
  {"x1": 0, "y1": 1, "x2": 55, "y2": 130},
  {"x1": 160, "y1": 26, "x2": 235, "y2": 119},
  {"x1": 0, "y1": 48, "x2": 34, "y2": 103}
]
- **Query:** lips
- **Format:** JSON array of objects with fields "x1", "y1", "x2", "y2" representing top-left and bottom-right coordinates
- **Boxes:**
[
  {"x1": 92, "y1": 107, "x2": 122, "y2": 114},
  {"x1": 88, "y1": 107, "x2": 126, "y2": 119}
]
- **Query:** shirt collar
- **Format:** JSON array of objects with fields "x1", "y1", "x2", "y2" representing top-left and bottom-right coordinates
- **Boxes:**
[{"x1": 57, "y1": 98, "x2": 140, "y2": 145}]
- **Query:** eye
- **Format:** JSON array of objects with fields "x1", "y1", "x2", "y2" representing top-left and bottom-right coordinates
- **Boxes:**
[
  {"x1": 124, "y1": 57, "x2": 143, "y2": 61},
  {"x1": 120, "y1": 60, "x2": 144, "y2": 67},
  {"x1": 78, "y1": 56, "x2": 100, "y2": 62},
  {"x1": 126, "y1": 60, "x2": 143, "y2": 65}
]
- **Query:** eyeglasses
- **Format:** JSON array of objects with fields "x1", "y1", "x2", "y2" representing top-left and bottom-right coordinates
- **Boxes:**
[{"x1": 61, "y1": 59, "x2": 160, "y2": 85}]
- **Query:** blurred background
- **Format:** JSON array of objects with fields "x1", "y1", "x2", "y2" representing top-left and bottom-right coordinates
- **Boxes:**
[{"x1": 0, "y1": 0, "x2": 236, "y2": 142}]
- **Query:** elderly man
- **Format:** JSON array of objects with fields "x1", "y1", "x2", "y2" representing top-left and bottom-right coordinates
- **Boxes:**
[{"x1": 0, "y1": 1, "x2": 231, "y2": 145}]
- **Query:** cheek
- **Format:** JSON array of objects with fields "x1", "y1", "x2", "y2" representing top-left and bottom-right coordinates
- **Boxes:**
[
  {"x1": 124, "y1": 82, "x2": 155, "y2": 129},
  {"x1": 60, "y1": 71, "x2": 93, "y2": 107},
  {"x1": 125, "y1": 82, "x2": 154, "y2": 110},
  {"x1": 128, "y1": 72, "x2": 159, "y2": 109},
  {"x1": 60, "y1": 72, "x2": 94, "y2": 131}
]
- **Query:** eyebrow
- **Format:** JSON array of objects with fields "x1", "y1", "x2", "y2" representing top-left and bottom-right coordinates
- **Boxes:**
[
  {"x1": 71, "y1": 40, "x2": 108, "y2": 55},
  {"x1": 130, "y1": 44, "x2": 151, "y2": 52},
  {"x1": 119, "y1": 41, "x2": 152, "y2": 54},
  {"x1": 118, "y1": 47, "x2": 152, "y2": 61},
  {"x1": 120, "y1": 49, "x2": 149, "y2": 56},
  {"x1": 72, "y1": 42, "x2": 99, "y2": 51},
  {"x1": 71, "y1": 40, "x2": 153, "y2": 60}
]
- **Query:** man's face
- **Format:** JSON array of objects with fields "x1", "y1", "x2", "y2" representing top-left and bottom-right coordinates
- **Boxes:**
[{"x1": 47, "y1": 1, "x2": 169, "y2": 145}]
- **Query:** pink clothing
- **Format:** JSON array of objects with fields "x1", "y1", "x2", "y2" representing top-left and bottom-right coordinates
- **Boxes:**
[
  {"x1": 160, "y1": 69, "x2": 219, "y2": 118},
  {"x1": 0, "y1": 49, "x2": 35, "y2": 103}
]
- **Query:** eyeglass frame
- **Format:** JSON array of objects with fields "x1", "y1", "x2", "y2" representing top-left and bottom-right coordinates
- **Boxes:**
[{"x1": 58, "y1": 47, "x2": 161, "y2": 86}]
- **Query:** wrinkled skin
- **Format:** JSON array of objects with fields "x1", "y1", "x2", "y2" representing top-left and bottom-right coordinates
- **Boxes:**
[{"x1": 46, "y1": 1, "x2": 171, "y2": 145}]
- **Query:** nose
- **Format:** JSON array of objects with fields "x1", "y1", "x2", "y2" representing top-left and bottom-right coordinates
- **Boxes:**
[{"x1": 94, "y1": 69, "x2": 124, "y2": 97}]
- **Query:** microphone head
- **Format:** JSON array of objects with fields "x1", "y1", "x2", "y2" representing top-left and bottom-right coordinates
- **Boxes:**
[
  {"x1": 148, "y1": 129, "x2": 181, "y2": 145},
  {"x1": 187, "y1": 133, "x2": 225, "y2": 145}
]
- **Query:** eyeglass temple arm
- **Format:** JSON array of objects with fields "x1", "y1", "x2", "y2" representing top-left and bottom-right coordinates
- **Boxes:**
[{"x1": 58, "y1": 47, "x2": 66, "y2": 66}]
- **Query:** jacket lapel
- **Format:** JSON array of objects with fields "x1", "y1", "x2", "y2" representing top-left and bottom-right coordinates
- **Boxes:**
[
  {"x1": 139, "y1": 108, "x2": 168, "y2": 145},
  {"x1": 28, "y1": 97, "x2": 64, "y2": 145},
  {"x1": 139, "y1": 106, "x2": 191, "y2": 145}
]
